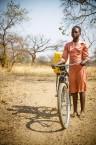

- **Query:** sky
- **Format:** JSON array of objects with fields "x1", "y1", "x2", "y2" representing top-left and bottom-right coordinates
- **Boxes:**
[{"x1": 0, "y1": 0, "x2": 70, "y2": 44}]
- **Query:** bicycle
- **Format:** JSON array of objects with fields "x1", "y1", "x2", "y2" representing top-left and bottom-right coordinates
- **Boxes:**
[{"x1": 52, "y1": 62, "x2": 80, "y2": 129}]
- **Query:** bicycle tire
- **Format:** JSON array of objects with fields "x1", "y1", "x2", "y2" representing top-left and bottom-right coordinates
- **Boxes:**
[{"x1": 58, "y1": 83, "x2": 70, "y2": 129}]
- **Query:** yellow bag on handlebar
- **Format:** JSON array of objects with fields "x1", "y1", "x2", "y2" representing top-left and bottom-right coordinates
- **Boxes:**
[{"x1": 53, "y1": 52, "x2": 63, "y2": 74}]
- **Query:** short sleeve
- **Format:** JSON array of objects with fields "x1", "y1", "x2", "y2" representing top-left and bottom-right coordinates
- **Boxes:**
[
  {"x1": 82, "y1": 43, "x2": 90, "y2": 60},
  {"x1": 62, "y1": 43, "x2": 69, "y2": 63}
]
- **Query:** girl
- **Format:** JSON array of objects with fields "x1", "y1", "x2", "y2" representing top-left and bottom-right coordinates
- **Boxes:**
[{"x1": 52, "y1": 26, "x2": 90, "y2": 118}]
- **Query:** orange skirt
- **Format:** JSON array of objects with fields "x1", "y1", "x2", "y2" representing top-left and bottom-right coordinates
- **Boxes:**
[{"x1": 69, "y1": 65, "x2": 87, "y2": 93}]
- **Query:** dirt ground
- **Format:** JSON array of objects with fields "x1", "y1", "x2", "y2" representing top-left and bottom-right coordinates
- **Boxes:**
[{"x1": 0, "y1": 72, "x2": 96, "y2": 145}]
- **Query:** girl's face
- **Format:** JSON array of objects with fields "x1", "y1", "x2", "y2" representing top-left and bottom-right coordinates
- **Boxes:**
[{"x1": 71, "y1": 27, "x2": 81, "y2": 40}]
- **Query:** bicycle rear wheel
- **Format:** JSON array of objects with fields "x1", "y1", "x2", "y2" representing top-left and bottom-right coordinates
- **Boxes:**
[{"x1": 58, "y1": 83, "x2": 70, "y2": 129}]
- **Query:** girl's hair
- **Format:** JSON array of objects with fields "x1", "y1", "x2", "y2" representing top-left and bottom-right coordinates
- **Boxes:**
[{"x1": 72, "y1": 26, "x2": 81, "y2": 33}]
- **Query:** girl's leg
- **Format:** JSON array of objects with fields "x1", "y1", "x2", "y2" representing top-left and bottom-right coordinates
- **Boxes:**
[
  {"x1": 79, "y1": 92, "x2": 85, "y2": 112},
  {"x1": 79, "y1": 92, "x2": 85, "y2": 118},
  {"x1": 71, "y1": 92, "x2": 78, "y2": 117}
]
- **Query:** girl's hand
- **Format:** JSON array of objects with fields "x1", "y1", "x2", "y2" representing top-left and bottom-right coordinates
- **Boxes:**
[
  {"x1": 80, "y1": 61, "x2": 86, "y2": 66},
  {"x1": 51, "y1": 64, "x2": 56, "y2": 69},
  {"x1": 80, "y1": 58, "x2": 90, "y2": 66}
]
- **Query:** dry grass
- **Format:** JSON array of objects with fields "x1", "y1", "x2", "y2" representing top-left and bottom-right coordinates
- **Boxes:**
[
  {"x1": 0, "y1": 64, "x2": 55, "y2": 77},
  {"x1": 87, "y1": 66, "x2": 96, "y2": 79},
  {"x1": 0, "y1": 64, "x2": 96, "y2": 78}
]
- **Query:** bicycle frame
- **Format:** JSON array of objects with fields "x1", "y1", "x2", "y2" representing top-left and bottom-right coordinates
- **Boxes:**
[
  {"x1": 55, "y1": 62, "x2": 81, "y2": 92},
  {"x1": 56, "y1": 65, "x2": 69, "y2": 93}
]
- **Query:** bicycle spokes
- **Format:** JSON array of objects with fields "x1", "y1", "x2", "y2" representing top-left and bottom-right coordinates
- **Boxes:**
[{"x1": 58, "y1": 83, "x2": 70, "y2": 129}]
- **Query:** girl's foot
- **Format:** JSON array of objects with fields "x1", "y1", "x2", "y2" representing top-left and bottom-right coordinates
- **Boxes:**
[
  {"x1": 71, "y1": 112, "x2": 79, "y2": 117},
  {"x1": 80, "y1": 111, "x2": 85, "y2": 119}
]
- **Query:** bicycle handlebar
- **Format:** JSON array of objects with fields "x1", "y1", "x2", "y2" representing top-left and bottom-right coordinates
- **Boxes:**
[{"x1": 54, "y1": 62, "x2": 81, "y2": 68}]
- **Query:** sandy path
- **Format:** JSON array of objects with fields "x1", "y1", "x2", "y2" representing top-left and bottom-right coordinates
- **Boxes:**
[{"x1": 0, "y1": 74, "x2": 96, "y2": 145}]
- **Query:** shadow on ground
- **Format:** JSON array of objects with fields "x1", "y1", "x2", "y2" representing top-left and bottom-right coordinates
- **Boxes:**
[{"x1": 7, "y1": 105, "x2": 64, "y2": 133}]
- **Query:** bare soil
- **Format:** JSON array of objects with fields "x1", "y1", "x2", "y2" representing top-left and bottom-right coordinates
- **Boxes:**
[{"x1": 0, "y1": 73, "x2": 96, "y2": 145}]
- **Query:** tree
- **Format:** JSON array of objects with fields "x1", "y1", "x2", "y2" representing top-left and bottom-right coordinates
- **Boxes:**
[
  {"x1": 23, "y1": 35, "x2": 63, "y2": 64},
  {"x1": 5, "y1": 33, "x2": 26, "y2": 71},
  {"x1": 60, "y1": 0, "x2": 96, "y2": 26},
  {"x1": 0, "y1": 33, "x2": 63, "y2": 70},
  {"x1": 0, "y1": 0, "x2": 28, "y2": 67},
  {"x1": 81, "y1": 29, "x2": 96, "y2": 60},
  {"x1": 59, "y1": 0, "x2": 96, "y2": 34}
]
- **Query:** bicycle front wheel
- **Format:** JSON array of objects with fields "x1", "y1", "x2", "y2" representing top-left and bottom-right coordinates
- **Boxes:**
[
  {"x1": 56, "y1": 75, "x2": 60, "y2": 93},
  {"x1": 58, "y1": 83, "x2": 70, "y2": 129}
]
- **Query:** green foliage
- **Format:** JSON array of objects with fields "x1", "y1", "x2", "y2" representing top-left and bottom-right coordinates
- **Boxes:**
[
  {"x1": 58, "y1": 26, "x2": 66, "y2": 35},
  {"x1": 16, "y1": 54, "x2": 31, "y2": 63}
]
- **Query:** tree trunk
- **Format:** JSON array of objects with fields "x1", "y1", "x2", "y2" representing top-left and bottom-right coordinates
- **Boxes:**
[
  {"x1": 0, "y1": 54, "x2": 7, "y2": 68},
  {"x1": 31, "y1": 53, "x2": 36, "y2": 64},
  {"x1": 7, "y1": 60, "x2": 15, "y2": 72}
]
